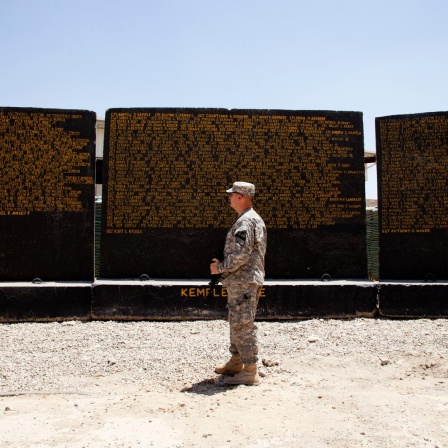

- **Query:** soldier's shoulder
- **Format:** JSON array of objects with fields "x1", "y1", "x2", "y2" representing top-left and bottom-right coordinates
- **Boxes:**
[{"x1": 251, "y1": 209, "x2": 266, "y2": 225}]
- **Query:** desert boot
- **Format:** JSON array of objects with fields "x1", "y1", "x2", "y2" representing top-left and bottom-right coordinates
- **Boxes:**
[
  {"x1": 223, "y1": 363, "x2": 260, "y2": 386},
  {"x1": 215, "y1": 355, "x2": 243, "y2": 375}
]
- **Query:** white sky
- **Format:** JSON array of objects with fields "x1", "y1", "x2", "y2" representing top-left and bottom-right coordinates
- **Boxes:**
[{"x1": 2, "y1": 0, "x2": 447, "y2": 199}]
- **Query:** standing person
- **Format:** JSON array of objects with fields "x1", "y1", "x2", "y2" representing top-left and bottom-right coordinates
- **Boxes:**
[{"x1": 210, "y1": 181, "x2": 267, "y2": 385}]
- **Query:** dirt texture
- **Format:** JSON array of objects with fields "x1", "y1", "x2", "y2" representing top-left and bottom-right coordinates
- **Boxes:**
[{"x1": 0, "y1": 319, "x2": 447, "y2": 447}]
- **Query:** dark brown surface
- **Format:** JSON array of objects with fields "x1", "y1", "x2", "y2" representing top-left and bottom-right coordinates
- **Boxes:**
[{"x1": 100, "y1": 108, "x2": 367, "y2": 279}]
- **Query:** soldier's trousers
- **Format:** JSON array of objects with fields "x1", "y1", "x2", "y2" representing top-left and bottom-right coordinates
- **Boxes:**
[{"x1": 226, "y1": 283, "x2": 262, "y2": 365}]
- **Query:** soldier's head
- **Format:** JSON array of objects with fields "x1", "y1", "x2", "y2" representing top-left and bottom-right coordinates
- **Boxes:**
[{"x1": 226, "y1": 182, "x2": 255, "y2": 213}]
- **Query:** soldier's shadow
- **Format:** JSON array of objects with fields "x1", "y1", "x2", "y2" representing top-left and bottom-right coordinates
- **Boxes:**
[{"x1": 180, "y1": 375, "x2": 235, "y2": 396}]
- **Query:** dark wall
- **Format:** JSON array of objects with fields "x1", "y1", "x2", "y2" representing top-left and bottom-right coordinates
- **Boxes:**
[
  {"x1": 0, "y1": 107, "x2": 96, "y2": 281},
  {"x1": 100, "y1": 108, "x2": 367, "y2": 280},
  {"x1": 376, "y1": 112, "x2": 448, "y2": 281}
]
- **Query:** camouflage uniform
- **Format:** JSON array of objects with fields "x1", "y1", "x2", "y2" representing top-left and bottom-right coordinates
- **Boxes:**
[{"x1": 217, "y1": 207, "x2": 267, "y2": 365}]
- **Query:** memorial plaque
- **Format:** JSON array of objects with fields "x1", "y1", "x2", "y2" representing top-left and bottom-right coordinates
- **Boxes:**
[
  {"x1": 0, "y1": 107, "x2": 96, "y2": 281},
  {"x1": 100, "y1": 108, "x2": 367, "y2": 279},
  {"x1": 377, "y1": 112, "x2": 448, "y2": 280}
]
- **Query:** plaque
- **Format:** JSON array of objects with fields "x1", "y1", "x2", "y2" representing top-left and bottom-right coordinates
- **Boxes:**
[
  {"x1": 0, "y1": 107, "x2": 96, "y2": 281},
  {"x1": 376, "y1": 112, "x2": 448, "y2": 280},
  {"x1": 100, "y1": 108, "x2": 367, "y2": 279}
]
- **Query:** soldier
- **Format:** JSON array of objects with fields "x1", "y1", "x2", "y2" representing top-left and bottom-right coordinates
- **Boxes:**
[{"x1": 210, "y1": 181, "x2": 267, "y2": 385}]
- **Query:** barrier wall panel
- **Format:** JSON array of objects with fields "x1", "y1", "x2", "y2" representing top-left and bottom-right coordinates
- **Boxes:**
[
  {"x1": 100, "y1": 108, "x2": 367, "y2": 280},
  {"x1": 376, "y1": 112, "x2": 448, "y2": 280},
  {"x1": 0, "y1": 107, "x2": 96, "y2": 281}
]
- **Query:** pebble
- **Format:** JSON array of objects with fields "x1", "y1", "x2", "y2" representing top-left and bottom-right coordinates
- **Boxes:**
[
  {"x1": 262, "y1": 358, "x2": 279, "y2": 367},
  {"x1": 0, "y1": 319, "x2": 446, "y2": 392}
]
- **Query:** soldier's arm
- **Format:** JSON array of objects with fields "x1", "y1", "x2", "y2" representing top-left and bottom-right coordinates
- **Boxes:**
[{"x1": 217, "y1": 222, "x2": 254, "y2": 274}]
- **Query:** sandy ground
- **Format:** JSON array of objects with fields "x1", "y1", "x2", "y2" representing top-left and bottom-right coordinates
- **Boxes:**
[{"x1": 1, "y1": 319, "x2": 447, "y2": 447}]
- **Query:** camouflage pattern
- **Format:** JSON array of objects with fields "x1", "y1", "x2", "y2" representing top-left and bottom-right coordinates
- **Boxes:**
[
  {"x1": 226, "y1": 181, "x2": 256, "y2": 196},
  {"x1": 217, "y1": 207, "x2": 267, "y2": 365},
  {"x1": 217, "y1": 208, "x2": 267, "y2": 287},
  {"x1": 227, "y1": 284, "x2": 262, "y2": 364}
]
